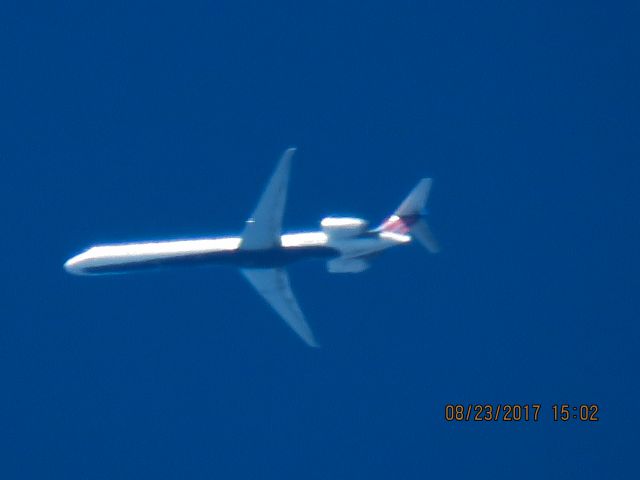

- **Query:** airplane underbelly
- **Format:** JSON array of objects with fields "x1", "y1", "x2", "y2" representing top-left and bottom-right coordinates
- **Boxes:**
[{"x1": 69, "y1": 245, "x2": 339, "y2": 274}]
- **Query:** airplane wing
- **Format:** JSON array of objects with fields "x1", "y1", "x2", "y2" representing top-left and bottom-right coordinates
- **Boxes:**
[
  {"x1": 240, "y1": 148, "x2": 296, "y2": 250},
  {"x1": 240, "y1": 267, "x2": 319, "y2": 347}
]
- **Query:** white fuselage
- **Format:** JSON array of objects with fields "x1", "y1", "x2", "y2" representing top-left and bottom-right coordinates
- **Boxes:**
[{"x1": 64, "y1": 230, "x2": 410, "y2": 275}]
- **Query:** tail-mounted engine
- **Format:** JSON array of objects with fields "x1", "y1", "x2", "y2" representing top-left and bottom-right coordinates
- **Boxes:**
[
  {"x1": 320, "y1": 217, "x2": 369, "y2": 238},
  {"x1": 327, "y1": 257, "x2": 370, "y2": 273}
]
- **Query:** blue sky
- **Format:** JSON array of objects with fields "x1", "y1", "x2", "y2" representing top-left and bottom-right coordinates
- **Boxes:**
[{"x1": 1, "y1": 1, "x2": 638, "y2": 478}]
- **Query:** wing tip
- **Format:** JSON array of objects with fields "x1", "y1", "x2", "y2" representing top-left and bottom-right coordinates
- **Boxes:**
[{"x1": 283, "y1": 146, "x2": 297, "y2": 159}]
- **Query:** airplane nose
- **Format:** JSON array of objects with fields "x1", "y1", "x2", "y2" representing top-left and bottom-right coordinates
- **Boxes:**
[{"x1": 64, "y1": 256, "x2": 83, "y2": 274}]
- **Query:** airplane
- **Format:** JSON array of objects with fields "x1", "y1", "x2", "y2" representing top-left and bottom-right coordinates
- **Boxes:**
[{"x1": 64, "y1": 148, "x2": 439, "y2": 347}]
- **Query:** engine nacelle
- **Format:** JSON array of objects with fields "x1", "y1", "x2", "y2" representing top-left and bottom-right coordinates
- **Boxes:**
[
  {"x1": 327, "y1": 257, "x2": 370, "y2": 273},
  {"x1": 320, "y1": 217, "x2": 369, "y2": 238}
]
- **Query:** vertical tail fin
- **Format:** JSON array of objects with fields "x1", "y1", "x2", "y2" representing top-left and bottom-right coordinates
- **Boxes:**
[{"x1": 378, "y1": 178, "x2": 440, "y2": 253}]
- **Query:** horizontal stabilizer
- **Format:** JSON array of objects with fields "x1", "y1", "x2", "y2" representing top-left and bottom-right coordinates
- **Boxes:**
[
  {"x1": 395, "y1": 178, "x2": 431, "y2": 216},
  {"x1": 378, "y1": 178, "x2": 440, "y2": 253},
  {"x1": 411, "y1": 219, "x2": 440, "y2": 253}
]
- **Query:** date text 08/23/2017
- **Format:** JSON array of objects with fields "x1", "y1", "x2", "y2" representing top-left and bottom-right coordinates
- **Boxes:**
[{"x1": 444, "y1": 404, "x2": 600, "y2": 422}]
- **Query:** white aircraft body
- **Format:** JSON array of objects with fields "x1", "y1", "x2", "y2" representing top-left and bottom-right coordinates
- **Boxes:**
[{"x1": 64, "y1": 148, "x2": 439, "y2": 346}]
